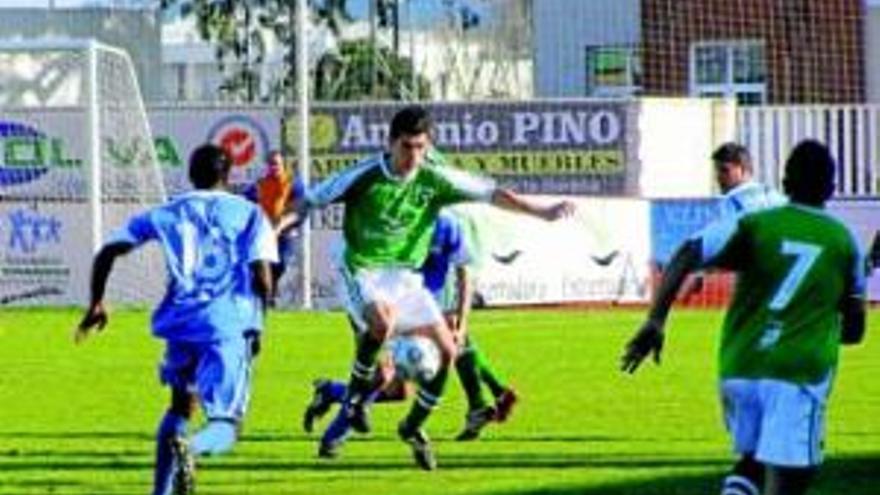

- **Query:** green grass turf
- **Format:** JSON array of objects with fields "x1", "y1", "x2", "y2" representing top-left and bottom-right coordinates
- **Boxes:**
[{"x1": 0, "y1": 307, "x2": 878, "y2": 494}]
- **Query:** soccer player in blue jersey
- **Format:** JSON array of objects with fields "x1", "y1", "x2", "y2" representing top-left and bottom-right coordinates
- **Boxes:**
[
  {"x1": 417, "y1": 210, "x2": 517, "y2": 441},
  {"x1": 75, "y1": 144, "x2": 277, "y2": 495},
  {"x1": 682, "y1": 142, "x2": 787, "y2": 297},
  {"x1": 712, "y1": 142, "x2": 787, "y2": 216},
  {"x1": 303, "y1": 211, "x2": 517, "y2": 454}
]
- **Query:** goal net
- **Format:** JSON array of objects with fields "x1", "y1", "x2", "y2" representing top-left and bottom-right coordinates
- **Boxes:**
[{"x1": 0, "y1": 39, "x2": 166, "y2": 306}]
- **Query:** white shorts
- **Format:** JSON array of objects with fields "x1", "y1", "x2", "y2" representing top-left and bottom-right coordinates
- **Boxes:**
[
  {"x1": 720, "y1": 373, "x2": 833, "y2": 468},
  {"x1": 337, "y1": 263, "x2": 444, "y2": 335}
]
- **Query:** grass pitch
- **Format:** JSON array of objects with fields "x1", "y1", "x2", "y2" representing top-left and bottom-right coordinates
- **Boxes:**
[{"x1": 0, "y1": 307, "x2": 878, "y2": 494}]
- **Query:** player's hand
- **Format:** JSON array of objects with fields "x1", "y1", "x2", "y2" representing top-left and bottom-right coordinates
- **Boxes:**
[
  {"x1": 75, "y1": 303, "x2": 108, "y2": 344},
  {"x1": 542, "y1": 200, "x2": 576, "y2": 221},
  {"x1": 621, "y1": 319, "x2": 665, "y2": 374}
]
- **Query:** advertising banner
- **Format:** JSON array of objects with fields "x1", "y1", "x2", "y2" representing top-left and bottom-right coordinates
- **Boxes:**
[
  {"x1": 307, "y1": 197, "x2": 652, "y2": 309},
  {"x1": 0, "y1": 111, "x2": 90, "y2": 199},
  {"x1": 828, "y1": 199, "x2": 880, "y2": 301},
  {"x1": 0, "y1": 201, "x2": 89, "y2": 305},
  {"x1": 148, "y1": 107, "x2": 282, "y2": 193},
  {"x1": 650, "y1": 198, "x2": 721, "y2": 266},
  {"x1": 291, "y1": 100, "x2": 637, "y2": 195}
]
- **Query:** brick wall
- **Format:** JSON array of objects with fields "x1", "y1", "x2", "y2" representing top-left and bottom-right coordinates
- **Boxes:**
[{"x1": 641, "y1": 0, "x2": 865, "y2": 103}]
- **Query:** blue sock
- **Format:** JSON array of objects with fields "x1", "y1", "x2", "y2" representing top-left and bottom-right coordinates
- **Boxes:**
[
  {"x1": 191, "y1": 420, "x2": 237, "y2": 456},
  {"x1": 321, "y1": 407, "x2": 352, "y2": 448},
  {"x1": 325, "y1": 380, "x2": 347, "y2": 402},
  {"x1": 365, "y1": 387, "x2": 382, "y2": 405},
  {"x1": 153, "y1": 412, "x2": 188, "y2": 495}
]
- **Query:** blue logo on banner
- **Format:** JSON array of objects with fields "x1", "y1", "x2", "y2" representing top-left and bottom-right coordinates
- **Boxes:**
[
  {"x1": 7, "y1": 208, "x2": 62, "y2": 254},
  {"x1": 0, "y1": 121, "x2": 49, "y2": 186},
  {"x1": 650, "y1": 199, "x2": 721, "y2": 266}
]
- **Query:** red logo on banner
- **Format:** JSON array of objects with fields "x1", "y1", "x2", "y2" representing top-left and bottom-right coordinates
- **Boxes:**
[
  {"x1": 207, "y1": 115, "x2": 270, "y2": 171},
  {"x1": 218, "y1": 127, "x2": 256, "y2": 168}
]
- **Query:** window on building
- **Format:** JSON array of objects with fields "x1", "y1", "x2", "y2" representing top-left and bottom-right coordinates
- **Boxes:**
[
  {"x1": 175, "y1": 63, "x2": 188, "y2": 101},
  {"x1": 690, "y1": 41, "x2": 766, "y2": 105},
  {"x1": 585, "y1": 45, "x2": 641, "y2": 98}
]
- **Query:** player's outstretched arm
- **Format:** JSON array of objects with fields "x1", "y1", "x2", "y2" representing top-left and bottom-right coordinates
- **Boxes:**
[
  {"x1": 74, "y1": 241, "x2": 134, "y2": 344},
  {"x1": 621, "y1": 238, "x2": 702, "y2": 373},
  {"x1": 490, "y1": 188, "x2": 575, "y2": 221}
]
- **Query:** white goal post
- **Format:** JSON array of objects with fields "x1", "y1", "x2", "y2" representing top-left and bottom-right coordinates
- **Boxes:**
[{"x1": 0, "y1": 38, "x2": 167, "y2": 306}]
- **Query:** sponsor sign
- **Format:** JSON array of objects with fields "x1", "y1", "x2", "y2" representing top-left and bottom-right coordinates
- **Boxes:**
[
  {"x1": 287, "y1": 101, "x2": 637, "y2": 196},
  {"x1": 650, "y1": 199, "x2": 721, "y2": 266},
  {"x1": 148, "y1": 108, "x2": 280, "y2": 193},
  {"x1": 828, "y1": 199, "x2": 880, "y2": 301},
  {"x1": 0, "y1": 114, "x2": 87, "y2": 197},
  {"x1": 0, "y1": 202, "x2": 83, "y2": 306},
  {"x1": 307, "y1": 198, "x2": 651, "y2": 309}
]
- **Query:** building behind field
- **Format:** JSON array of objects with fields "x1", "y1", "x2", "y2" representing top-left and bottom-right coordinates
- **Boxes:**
[
  {"x1": 533, "y1": 0, "x2": 869, "y2": 105},
  {"x1": 0, "y1": 6, "x2": 162, "y2": 102}
]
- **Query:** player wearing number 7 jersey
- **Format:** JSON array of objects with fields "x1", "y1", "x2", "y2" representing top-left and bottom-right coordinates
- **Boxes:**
[{"x1": 622, "y1": 139, "x2": 866, "y2": 495}]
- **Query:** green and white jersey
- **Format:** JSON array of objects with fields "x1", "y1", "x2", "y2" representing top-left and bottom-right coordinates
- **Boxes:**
[
  {"x1": 307, "y1": 150, "x2": 496, "y2": 270},
  {"x1": 699, "y1": 204, "x2": 866, "y2": 384}
]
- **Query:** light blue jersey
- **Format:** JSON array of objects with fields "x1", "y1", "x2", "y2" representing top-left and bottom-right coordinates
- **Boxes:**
[
  {"x1": 694, "y1": 180, "x2": 787, "y2": 260},
  {"x1": 107, "y1": 190, "x2": 278, "y2": 342},
  {"x1": 719, "y1": 181, "x2": 788, "y2": 218}
]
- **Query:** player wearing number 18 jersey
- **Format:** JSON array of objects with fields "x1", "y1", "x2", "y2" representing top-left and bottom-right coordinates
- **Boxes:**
[
  {"x1": 622, "y1": 140, "x2": 866, "y2": 495},
  {"x1": 76, "y1": 144, "x2": 277, "y2": 495}
]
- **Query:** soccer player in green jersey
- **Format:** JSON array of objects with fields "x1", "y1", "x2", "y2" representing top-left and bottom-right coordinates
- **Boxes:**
[
  {"x1": 622, "y1": 139, "x2": 866, "y2": 495},
  {"x1": 301, "y1": 105, "x2": 574, "y2": 469}
]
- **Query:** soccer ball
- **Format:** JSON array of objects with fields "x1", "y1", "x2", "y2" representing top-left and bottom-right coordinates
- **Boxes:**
[{"x1": 389, "y1": 335, "x2": 441, "y2": 383}]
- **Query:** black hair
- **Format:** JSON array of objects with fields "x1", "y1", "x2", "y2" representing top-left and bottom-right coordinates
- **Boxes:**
[
  {"x1": 389, "y1": 105, "x2": 433, "y2": 141},
  {"x1": 782, "y1": 139, "x2": 835, "y2": 206},
  {"x1": 711, "y1": 142, "x2": 752, "y2": 171},
  {"x1": 265, "y1": 149, "x2": 283, "y2": 161},
  {"x1": 189, "y1": 143, "x2": 232, "y2": 189}
]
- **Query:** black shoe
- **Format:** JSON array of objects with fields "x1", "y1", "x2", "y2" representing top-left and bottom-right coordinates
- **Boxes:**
[
  {"x1": 303, "y1": 379, "x2": 334, "y2": 433},
  {"x1": 345, "y1": 400, "x2": 371, "y2": 434},
  {"x1": 169, "y1": 436, "x2": 195, "y2": 495},
  {"x1": 398, "y1": 422, "x2": 437, "y2": 471},
  {"x1": 318, "y1": 441, "x2": 340, "y2": 459},
  {"x1": 494, "y1": 387, "x2": 519, "y2": 423},
  {"x1": 455, "y1": 406, "x2": 495, "y2": 441}
]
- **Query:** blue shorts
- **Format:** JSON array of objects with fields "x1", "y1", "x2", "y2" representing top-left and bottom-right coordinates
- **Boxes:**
[{"x1": 159, "y1": 336, "x2": 254, "y2": 422}]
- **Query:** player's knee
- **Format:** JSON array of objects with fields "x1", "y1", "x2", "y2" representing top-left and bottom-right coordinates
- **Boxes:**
[
  {"x1": 365, "y1": 302, "x2": 395, "y2": 341},
  {"x1": 437, "y1": 338, "x2": 457, "y2": 368}
]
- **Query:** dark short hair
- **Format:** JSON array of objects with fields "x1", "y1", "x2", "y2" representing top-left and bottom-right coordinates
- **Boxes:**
[
  {"x1": 711, "y1": 142, "x2": 752, "y2": 171},
  {"x1": 389, "y1": 105, "x2": 433, "y2": 141},
  {"x1": 783, "y1": 139, "x2": 835, "y2": 206},
  {"x1": 189, "y1": 143, "x2": 231, "y2": 189}
]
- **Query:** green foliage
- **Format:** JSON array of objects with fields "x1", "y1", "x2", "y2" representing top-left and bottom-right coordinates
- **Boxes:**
[
  {"x1": 315, "y1": 40, "x2": 432, "y2": 101},
  {"x1": 1, "y1": 308, "x2": 878, "y2": 493},
  {"x1": 161, "y1": 0, "x2": 430, "y2": 103}
]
